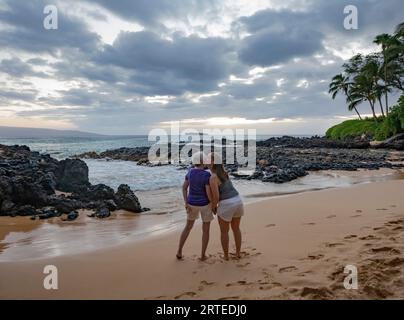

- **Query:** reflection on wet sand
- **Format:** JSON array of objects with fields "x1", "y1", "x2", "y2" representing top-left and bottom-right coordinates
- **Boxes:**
[
  {"x1": 0, "y1": 209, "x2": 179, "y2": 261},
  {"x1": 0, "y1": 168, "x2": 403, "y2": 262}
]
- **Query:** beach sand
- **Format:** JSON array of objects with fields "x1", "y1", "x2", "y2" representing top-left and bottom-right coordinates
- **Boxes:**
[{"x1": 0, "y1": 179, "x2": 403, "y2": 300}]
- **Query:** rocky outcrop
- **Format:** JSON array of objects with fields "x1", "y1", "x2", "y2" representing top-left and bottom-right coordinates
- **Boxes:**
[
  {"x1": 372, "y1": 133, "x2": 404, "y2": 151},
  {"x1": 0, "y1": 144, "x2": 147, "y2": 218},
  {"x1": 57, "y1": 158, "x2": 90, "y2": 192},
  {"x1": 76, "y1": 147, "x2": 150, "y2": 162},
  {"x1": 256, "y1": 136, "x2": 371, "y2": 149},
  {"x1": 231, "y1": 145, "x2": 403, "y2": 184},
  {"x1": 115, "y1": 184, "x2": 142, "y2": 213}
]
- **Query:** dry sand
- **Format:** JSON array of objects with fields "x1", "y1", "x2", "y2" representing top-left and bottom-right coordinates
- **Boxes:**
[{"x1": 0, "y1": 179, "x2": 403, "y2": 300}]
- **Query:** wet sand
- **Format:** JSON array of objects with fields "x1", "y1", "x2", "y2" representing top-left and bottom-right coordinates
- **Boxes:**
[
  {"x1": 0, "y1": 168, "x2": 403, "y2": 261},
  {"x1": 0, "y1": 175, "x2": 403, "y2": 299}
]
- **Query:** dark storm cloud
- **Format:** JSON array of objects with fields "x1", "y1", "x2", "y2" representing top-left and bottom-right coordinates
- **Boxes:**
[
  {"x1": 97, "y1": 31, "x2": 232, "y2": 95},
  {"x1": 0, "y1": 0, "x2": 101, "y2": 54},
  {"x1": 87, "y1": 0, "x2": 217, "y2": 28},
  {"x1": 0, "y1": 57, "x2": 48, "y2": 78},
  {"x1": 236, "y1": 0, "x2": 404, "y2": 67},
  {"x1": 239, "y1": 27, "x2": 324, "y2": 66}
]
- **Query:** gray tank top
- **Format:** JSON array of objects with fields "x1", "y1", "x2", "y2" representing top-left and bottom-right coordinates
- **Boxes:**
[{"x1": 219, "y1": 179, "x2": 239, "y2": 201}]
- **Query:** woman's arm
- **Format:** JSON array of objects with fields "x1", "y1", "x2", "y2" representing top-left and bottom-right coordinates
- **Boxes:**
[
  {"x1": 209, "y1": 175, "x2": 220, "y2": 213},
  {"x1": 182, "y1": 180, "x2": 190, "y2": 212}
]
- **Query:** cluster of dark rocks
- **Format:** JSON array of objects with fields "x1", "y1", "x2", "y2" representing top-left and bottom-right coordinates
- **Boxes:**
[
  {"x1": 234, "y1": 145, "x2": 403, "y2": 183},
  {"x1": 77, "y1": 147, "x2": 150, "y2": 164},
  {"x1": 257, "y1": 134, "x2": 404, "y2": 150},
  {"x1": 74, "y1": 136, "x2": 404, "y2": 185},
  {"x1": 0, "y1": 144, "x2": 148, "y2": 219}
]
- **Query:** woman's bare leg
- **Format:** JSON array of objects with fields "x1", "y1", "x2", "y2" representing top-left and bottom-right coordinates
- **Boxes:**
[
  {"x1": 231, "y1": 217, "x2": 242, "y2": 258},
  {"x1": 200, "y1": 221, "x2": 211, "y2": 260},
  {"x1": 177, "y1": 219, "x2": 195, "y2": 258},
  {"x1": 218, "y1": 217, "x2": 230, "y2": 260}
]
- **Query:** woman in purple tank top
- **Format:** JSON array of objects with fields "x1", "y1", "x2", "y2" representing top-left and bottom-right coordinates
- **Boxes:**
[{"x1": 176, "y1": 152, "x2": 215, "y2": 261}]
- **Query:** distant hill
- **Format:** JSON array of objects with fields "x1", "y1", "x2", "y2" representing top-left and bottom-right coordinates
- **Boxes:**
[{"x1": 0, "y1": 126, "x2": 106, "y2": 138}]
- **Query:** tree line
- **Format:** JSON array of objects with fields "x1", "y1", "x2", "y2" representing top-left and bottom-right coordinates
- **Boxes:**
[{"x1": 329, "y1": 23, "x2": 404, "y2": 120}]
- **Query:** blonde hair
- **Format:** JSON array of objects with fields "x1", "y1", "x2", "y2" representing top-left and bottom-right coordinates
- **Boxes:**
[{"x1": 192, "y1": 151, "x2": 207, "y2": 166}]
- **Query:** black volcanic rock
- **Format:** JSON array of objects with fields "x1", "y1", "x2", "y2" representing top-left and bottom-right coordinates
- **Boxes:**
[
  {"x1": 256, "y1": 136, "x2": 370, "y2": 149},
  {"x1": 373, "y1": 133, "x2": 404, "y2": 151},
  {"x1": 81, "y1": 184, "x2": 115, "y2": 201},
  {"x1": 0, "y1": 144, "x2": 146, "y2": 217},
  {"x1": 114, "y1": 184, "x2": 142, "y2": 213},
  {"x1": 57, "y1": 158, "x2": 90, "y2": 192}
]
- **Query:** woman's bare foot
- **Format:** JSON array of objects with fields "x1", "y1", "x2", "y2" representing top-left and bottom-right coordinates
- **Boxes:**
[
  {"x1": 222, "y1": 254, "x2": 229, "y2": 261},
  {"x1": 199, "y1": 255, "x2": 209, "y2": 261},
  {"x1": 176, "y1": 252, "x2": 183, "y2": 260}
]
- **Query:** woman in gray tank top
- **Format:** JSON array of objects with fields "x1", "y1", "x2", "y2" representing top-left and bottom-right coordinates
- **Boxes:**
[{"x1": 208, "y1": 153, "x2": 244, "y2": 260}]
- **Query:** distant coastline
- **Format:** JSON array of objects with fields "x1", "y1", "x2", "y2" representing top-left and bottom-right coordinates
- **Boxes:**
[{"x1": 0, "y1": 126, "x2": 108, "y2": 139}]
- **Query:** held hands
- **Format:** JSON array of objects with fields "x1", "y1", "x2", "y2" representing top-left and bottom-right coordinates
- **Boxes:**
[{"x1": 212, "y1": 203, "x2": 218, "y2": 215}]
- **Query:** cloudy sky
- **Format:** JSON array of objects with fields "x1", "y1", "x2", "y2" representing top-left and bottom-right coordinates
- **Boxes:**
[{"x1": 0, "y1": 0, "x2": 403, "y2": 135}]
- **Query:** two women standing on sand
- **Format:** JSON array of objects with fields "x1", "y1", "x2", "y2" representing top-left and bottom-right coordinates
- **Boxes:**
[{"x1": 176, "y1": 152, "x2": 244, "y2": 261}]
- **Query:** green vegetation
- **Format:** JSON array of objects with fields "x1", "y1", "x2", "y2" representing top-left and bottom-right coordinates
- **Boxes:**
[
  {"x1": 326, "y1": 119, "x2": 379, "y2": 140},
  {"x1": 375, "y1": 96, "x2": 404, "y2": 140},
  {"x1": 327, "y1": 23, "x2": 404, "y2": 140},
  {"x1": 326, "y1": 96, "x2": 404, "y2": 140}
]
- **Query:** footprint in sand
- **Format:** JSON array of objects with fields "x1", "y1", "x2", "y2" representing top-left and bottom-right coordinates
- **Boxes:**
[
  {"x1": 200, "y1": 280, "x2": 215, "y2": 286},
  {"x1": 303, "y1": 222, "x2": 316, "y2": 226},
  {"x1": 384, "y1": 257, "x2": 404, "y2": 267},
  {"x1": 236, "y1": 262, "x2": 251, "y2": 268},
  {"x1": 325, "y1": 242, "x2": 344, "y2": 248},
  {"x1": 371, "y1": 247, "x2": 400, "y2": 254},
  {"x1": 376, "y1": 208, "x2": 388, "y2": 211},
  {"x1": 390, "y1": 205, "x2": 397, "y2": 208},
  {"x1": 218, "y1": 296, "x2": 240, "y2": 300},
  {"x1": 386, "y1": 219, "x2": 404, "y2": 225},
  {"x1": 351, "y1": 214, "x2": 362, "y2": 218},
  {"x1": 306, "y1": 254, "x2": 324, "y2": 260},
  {"x1": 326, "y1": 215, "x2": 337, "y2": 219},
  {"x1": 266, "y1": 224, "x2": 276, "y2": 228},
  {"x1": 259, "y1": 285, "x2": 274, "y2": 290},
  {"x1": 279, "y1": 266, "x2": 298, "y2": 273},
  {"x1": 355, "y1": 209, "x2": 363, "y2": 213},
  {"x1": 174, "y1": 291, "x2": 197, "y2": 299},
  {"x1": 359, "y1": 235, "x2": 381, "y2": 240},
  {"x1": 344, "y1": 235, "x2": 357, "y2": 240}
]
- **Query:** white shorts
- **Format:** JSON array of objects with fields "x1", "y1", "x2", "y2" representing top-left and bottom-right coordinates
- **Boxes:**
[
  {"x1": 217, "y1": 195, "x2": 244, "y2": 222},
  {"x1": 187, "y1": 204, "x2": 214, "y2": 222}
]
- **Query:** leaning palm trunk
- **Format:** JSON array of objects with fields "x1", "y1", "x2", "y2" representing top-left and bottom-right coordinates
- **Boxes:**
[
  {"x1": 378, "y1": 97, "x2": 385, "y2": 117},
  {"x1": 346, "y1": 92, "x2": 363, "y2": 120},
  {"x1": 353, "y1": 106, "x2": 363, "y2": 120},
  {"x1": 368, "y1": 100, "x2": 377, "y2": 119}
]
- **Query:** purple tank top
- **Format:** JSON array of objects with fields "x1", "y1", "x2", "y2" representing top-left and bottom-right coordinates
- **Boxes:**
[{"x1": 185, "y1": 168, "x2": 211, "y2": 206}]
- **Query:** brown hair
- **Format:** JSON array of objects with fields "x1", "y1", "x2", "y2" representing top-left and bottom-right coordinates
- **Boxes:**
[{"x1": 211, "y1": 163, "x2": 229, "y2": 183}]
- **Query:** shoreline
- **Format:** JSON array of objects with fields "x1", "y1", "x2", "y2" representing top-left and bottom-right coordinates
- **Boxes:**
[
  {"x1": 1, "y1": 168, "x2": 403, "y2": 262},
  {"x1": 1, "y1": 177, "x2": 403, "y2": 299}
]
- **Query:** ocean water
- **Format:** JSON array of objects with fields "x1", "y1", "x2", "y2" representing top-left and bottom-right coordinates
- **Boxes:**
[
  {"x1": 0, "y1": 135, "x2": 272, "y2": 192},
  {"x1": 0, "y1": 135, "x2": 154, "y2": 159}
]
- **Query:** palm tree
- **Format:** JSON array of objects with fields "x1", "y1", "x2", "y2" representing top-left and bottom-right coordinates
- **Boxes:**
[
  {"x1": 349, "y1": 72, "x2": 377, "y2": 120},
  {"x1": 361, "y1": 54, "x2": 386, "y2": 118},
  {"x1": 395, "y1": 22, "x2": 404, "y2": 35},
  {"x1": 329, "y1": 74, "x2": 362, "y2": 119},
  {"x1": 374, "y1": 34, "x2": 392, "y2": 114},
  {"x1": 330, "y1": 22, "x2": 404, "y2": 121}
]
